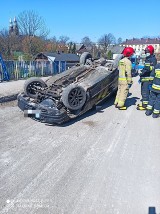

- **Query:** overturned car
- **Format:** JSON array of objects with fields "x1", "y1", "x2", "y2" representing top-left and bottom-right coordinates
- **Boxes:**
[{"x1": 18, "y1": 52, "x2": 122, "y2": 124}]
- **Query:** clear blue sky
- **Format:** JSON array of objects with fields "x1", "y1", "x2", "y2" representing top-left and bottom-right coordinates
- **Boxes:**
[{"x1": 1, "y1": 0, "x2": 160, "y2": 43}]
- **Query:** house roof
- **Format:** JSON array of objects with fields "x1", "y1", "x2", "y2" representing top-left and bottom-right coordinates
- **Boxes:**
[
  {"x1": 107, "y1": 45, "x2": 125, "y2": 54},
  {"x1": 35, "y1": 52, "x2": 80, "y2": 62},
  {"x1": 122, "y1": 38, "x2": 160, "y2": 45},
  {"x1": 76, "y1": 44, "x2": 92, "y2": 53},
  {"x1": 76, "y1": 44, "x2": 85, "y2": 51}
]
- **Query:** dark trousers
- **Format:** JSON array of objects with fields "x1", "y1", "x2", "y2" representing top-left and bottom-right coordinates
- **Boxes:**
[
  {"x1": 141, "y1": 81, "x2": 151, "y2": 104},
  {"x1": 148, "y1": 91, "x2": 160, "y2": 113}
]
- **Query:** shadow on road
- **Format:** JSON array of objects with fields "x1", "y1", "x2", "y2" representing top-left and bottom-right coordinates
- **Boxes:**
[
  {"x1": 58, "y1": 95, "x2": 116, "y2": 127},
  {"x1": 125, "y1": 96, "x2": 140, "y2": 108},
  {"x1": 45, "y1": 94, "x2": 140, "y2": 127}
]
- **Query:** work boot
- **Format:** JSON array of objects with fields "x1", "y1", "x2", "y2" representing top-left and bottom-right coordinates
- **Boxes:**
[
  {"x1": 115, "y1": 104, "x2": 118, "y2": 108},
  {"x1": 137, "y1": 104, "x2": 147, "y2": 110},
  {"x1": 118, "y1": 106, "x2": 127, "y2": 110},
  {"x1": 152, "y1": 113, "x2": 159, "y2": 118},
  {"x1": 137, "y1": 103, "x2": 143, "y2": 107},
  {"x1": 145, "y1": 109, "x2": 152, "y2": 116}
]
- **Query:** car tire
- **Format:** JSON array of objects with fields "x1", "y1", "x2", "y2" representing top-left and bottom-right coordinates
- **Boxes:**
[
  {"x1": 24, "y1": 77, "x2": 47, "y2": 98},
  {"x1": 62, "y1": 84, "x2": 86, "y2": 110},
  {"x1": 80, "y1": 52, "x2": 92, "y2": 65}
]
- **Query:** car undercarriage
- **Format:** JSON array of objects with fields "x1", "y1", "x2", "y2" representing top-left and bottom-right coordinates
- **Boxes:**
[{"x1": 18, "y1": 53, "x2": 122, "y2": 124}]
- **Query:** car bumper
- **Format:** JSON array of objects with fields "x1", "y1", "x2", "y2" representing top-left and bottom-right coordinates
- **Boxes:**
[{"x1": 17, "y1": 93, "x2": 70, "y2": 124}]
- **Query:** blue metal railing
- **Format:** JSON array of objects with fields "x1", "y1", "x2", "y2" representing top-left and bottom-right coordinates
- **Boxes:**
[{"x1": 0, "y1": 60, "x2": 77, "y2": 82}]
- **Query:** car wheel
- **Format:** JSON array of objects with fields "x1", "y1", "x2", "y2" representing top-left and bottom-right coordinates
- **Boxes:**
[
  {"x1": 62, "y1": 84, "x2": 86, "y2": 110},
  {"x1": 80, "y1": 52, "x2": 92, "y2": 65},
  {"x1": 24, "y1": 77, "x2": 47, "y2": 98}
]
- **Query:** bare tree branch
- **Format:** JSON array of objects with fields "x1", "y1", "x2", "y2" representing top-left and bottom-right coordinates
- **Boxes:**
[
  {"x1": 98, "y1": 33, "x2": 116, "y2": 50},
  {"x1": 81, "y1": 36, "x2": 93, "y2": 47},
  {"x1": 58, "y1": 36, "x2": 70, "y2": 45},
  {"x1": 17, "y1": 10, "x2": 49, "y2": 38}
]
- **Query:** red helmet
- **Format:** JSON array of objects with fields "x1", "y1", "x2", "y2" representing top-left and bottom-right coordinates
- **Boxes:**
[
  {"x1": 145, "y1": 45, "x2": 154, "y2": 54},
  {"x1": 122, "y1": 47, "x2": 135, "y2": 57}
]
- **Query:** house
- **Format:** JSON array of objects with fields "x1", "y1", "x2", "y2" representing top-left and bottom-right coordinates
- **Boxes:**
[
  {"x1": 76, "y1": 44, "x2": 87, "y2": 55},
  {"x1": 35, "y1": 52, "x2": 80, "y2": 73},
  {"x1": 76, "y1": 44, "x2": 92, "y2": 55},
  {"x1": 121, "y1": 38, "x2": 160, "y2": 54},
  {"x1": 107, "y1": 45, "x2": 125, "y2": 59}
]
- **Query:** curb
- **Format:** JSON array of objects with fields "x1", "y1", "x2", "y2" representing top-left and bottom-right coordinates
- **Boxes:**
[{"x1": 0, "y1": 93, "x2": 19, "y2": 103}]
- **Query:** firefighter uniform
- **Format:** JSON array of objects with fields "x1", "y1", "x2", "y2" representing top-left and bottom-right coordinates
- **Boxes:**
[
  {"x1": 146, "y1": 64, "x2": 160, "y2": 118},
  {"x1": 137, "y1": 54, "x2": 157, "y2": 109},
  {"x1": 114, "y1": 57, "x2": 132, "y2": 109}
]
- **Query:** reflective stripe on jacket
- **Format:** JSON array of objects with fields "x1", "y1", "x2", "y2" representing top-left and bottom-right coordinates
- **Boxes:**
[
  {"x1": 151, "y1": 67, "x2": 160, "y2": 93},
  {"x1": 140, "y1": 54, "x2": 157, "y2": 82},
  {"x1": 141, "y1": 77, "x2": 154, "y2": 82},
  {"x1": 118, "y1": 57, "x2": 132, "y2": 84}
]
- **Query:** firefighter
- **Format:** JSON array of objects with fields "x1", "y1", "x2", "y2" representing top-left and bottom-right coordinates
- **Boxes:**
[
  {"x1": 137, "y1": 45, "x2": 157, "y2": 110},
  {"x1": 114, "y1": 47, "x2": 134, "y2": 110},
  {"x1": 145, "y1": 63, "x2": 160, "y2": 118}
]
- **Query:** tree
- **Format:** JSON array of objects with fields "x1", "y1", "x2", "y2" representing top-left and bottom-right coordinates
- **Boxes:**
[
  {"x1": 98, "y1": 33, "x2": 116, "y2": 51},
  {"x1": 58, "y1": 36, "x2": 70, "y2": 45},
  {"x1": 17, "y1": 10, "x2": 49, "y2": 37},
  {"x1": 117, "y1": 37, "x2": 122, "y2": 44},
  {"x1": 72, "y1": 43, "x2": 76, "y2": 54},
  {"x1": 22, "y1": 36, "x2": 45, "y2": 58},
  {"x1": 0, "y1": 29, "x2": 11, "y2": 59},
  {"x1": 45, "y1": 37, "x2": 58, "y2": 52},
  {"x1": 56, "y1": 36, "x2": 70, "y2": 53},
  {"x1": 50, "y1": 36, "x2": 57, "y2": 43},
  {"x1": 0, "y1": 28, "x2": 22, "y2": 60},
  {"x1": 90, "y1": 43, "x2": 99, "y2": 58},
  {"x1": 107, "y1": 50, "x2": 113, "y2": 59},
  {"x1": 17, "y1": 10, "x2": 49, "y2": 56},
  {"x1": 68, "y1": 42, "x2": 73, "y2": 53},
  {"x1": 81, "y1": 36, "x2": 93, "y2": 47}
]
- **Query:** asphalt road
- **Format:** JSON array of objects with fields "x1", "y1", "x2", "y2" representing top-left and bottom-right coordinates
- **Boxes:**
[{"x1": 0, "y1": 77, "x2": 160, "y2": 214}]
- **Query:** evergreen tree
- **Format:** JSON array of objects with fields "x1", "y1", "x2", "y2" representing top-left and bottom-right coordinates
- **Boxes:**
[
  {"x1": 72, "y1": 43, "x2": 76, "y2": 53},
  {"x1": 107, "y1": 50, "x2": 113, "y2": 59},
  {"x1": 68, "y1": 42, "x2": 73, "y2": 53}
]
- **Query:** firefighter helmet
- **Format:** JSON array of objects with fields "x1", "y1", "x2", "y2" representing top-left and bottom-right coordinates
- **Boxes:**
[
  {"x1": 122, "y1": 47, "x2": 135, "y2": 57},
  {"x1": 145, "y1": 45, "x2": 154, "y2": 55}
]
